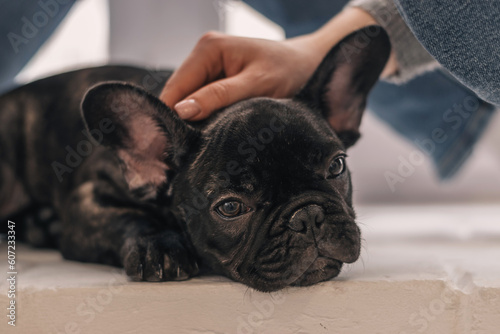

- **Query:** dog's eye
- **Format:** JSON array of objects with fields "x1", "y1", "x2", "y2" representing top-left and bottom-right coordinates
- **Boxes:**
[
  {"x1": 329, "y1": 156, "x2": 346, "y2": 177},
  {"x1": 216, "y1": 201, "x2": 250, "y2": 218}
]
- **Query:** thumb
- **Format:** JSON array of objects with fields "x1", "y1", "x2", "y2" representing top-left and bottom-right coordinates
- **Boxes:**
[{"x1": 174, "y1": 73, "x2": 258, "y2": 121}]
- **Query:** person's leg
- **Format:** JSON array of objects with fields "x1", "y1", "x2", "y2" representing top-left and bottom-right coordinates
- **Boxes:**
[
  {"x1": 242, "y1": 0, "x2": 346, "y2": 38},
  {"x1": 395, "y1": 0, "x2": 500, "y2": 108},
  {"x1": 369, "y1": 71, "x2": 495, "y2": 179},
  {"x1": 242, "y1": 0, "x2": 496, "y2": 179},
  {"x1": 0, "y1": 0, "x2": 76, "y2": 94}
]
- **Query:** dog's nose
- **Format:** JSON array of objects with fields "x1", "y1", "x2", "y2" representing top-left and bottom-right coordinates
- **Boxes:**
[{"x1": 287, "y1": 205, "x2": 325, "y2": 232}]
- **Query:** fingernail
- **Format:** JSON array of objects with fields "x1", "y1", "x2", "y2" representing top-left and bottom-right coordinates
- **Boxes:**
[{"x1": 175, "y1": 99, "x2": 201, "y2": 119}]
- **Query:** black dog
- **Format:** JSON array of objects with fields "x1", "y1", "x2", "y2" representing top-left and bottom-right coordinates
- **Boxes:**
[{"x1": 0, "y1": 27, "x2": 390, "y2": 292}]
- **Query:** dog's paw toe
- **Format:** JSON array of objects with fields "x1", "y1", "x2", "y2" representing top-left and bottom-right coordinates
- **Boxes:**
[{"x1": 121, "y1": 232, "x2": 198, "y2": 282}]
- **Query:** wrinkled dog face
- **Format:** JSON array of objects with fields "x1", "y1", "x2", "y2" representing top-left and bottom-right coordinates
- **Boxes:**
[
  {"x1": 82, "y1": 27, "x2": 390, "y2": 291},
  {"x1": 176, "y1": 98, "x2": 360, "y2": 291},
  {"x1": 174, "y1": 27, "x2": 390, "y2": 291}
]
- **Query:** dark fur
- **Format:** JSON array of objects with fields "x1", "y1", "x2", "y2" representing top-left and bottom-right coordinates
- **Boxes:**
[{"x1": 0, "y1": 27, "x2": 390, "y2": 291}]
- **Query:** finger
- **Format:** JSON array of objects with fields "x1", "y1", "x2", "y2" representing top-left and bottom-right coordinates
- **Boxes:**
[
  {"x1": 160, "y1": 57, "x2": 222, "y2": 109},
  {"x1": 159, "y1": 34, "x2": 225, "y2": 108},
  {"x1": 174, "y1": 72, "x2": 262, "y2": 121}
]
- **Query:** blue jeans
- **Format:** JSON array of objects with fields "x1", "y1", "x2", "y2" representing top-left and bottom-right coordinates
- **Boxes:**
[
  {"x1": 244, "y1": 0, "x2": 496, "y2": 179},
  {"x1": 395, "y1": 0, "x2": 500, "y2": 108}
]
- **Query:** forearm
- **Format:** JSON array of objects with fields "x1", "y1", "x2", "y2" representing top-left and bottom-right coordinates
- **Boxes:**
[
  {"x1": 284, "y1": 7, "x2": 397, "y2": 80},
  {"x1": 286, "y1": 1, "x2": 439, "y2": 84}
]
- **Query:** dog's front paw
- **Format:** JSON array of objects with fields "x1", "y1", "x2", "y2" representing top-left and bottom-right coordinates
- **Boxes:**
[{"x1": 121, "y1": 231, "x2": 199, "y2": 282}]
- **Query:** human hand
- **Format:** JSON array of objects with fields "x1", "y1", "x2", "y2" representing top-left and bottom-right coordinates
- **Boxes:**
[
  {"x1": 160, "y1": 8, "x2": 397, "y2": 121},
  {"x1": 159, "y1": 31, "x2": 324, "y2": 121}
]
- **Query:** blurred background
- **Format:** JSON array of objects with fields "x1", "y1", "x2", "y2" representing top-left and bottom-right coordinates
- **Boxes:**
[{"x1": 14, "y1": 0, "x2": 500, "y2": 206}]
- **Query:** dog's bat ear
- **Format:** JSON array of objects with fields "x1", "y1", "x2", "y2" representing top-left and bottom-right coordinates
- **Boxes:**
[
  {"x1": 295, "y1": 26, "x2": 391, "y2": 149},
  {"x1": 81, "y1": 82, "x2": 199, "y2": 201}
]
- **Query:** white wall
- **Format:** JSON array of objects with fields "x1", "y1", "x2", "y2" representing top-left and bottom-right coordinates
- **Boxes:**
[
  {"x1": 15, "y1": 0, "x2": 109, "y2": 84},
  {"x1": 15, "y1": 0, "x2": 500, "y2": 205},
  {"x1": 107, "y1": 0, "x2": 221, "y2": 69}
]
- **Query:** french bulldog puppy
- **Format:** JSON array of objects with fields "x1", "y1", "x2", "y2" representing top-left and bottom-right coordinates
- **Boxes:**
[{"x1": 0, "y1": 27, "x2": 390, "y2": 291}]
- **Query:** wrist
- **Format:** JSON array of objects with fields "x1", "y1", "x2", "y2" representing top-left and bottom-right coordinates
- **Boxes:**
[
  {"x1": 310, "y1": 7, "x2": 378, "y2": 56},
  {"x1": 286, "y1": 7, "x2": 397, "y2": 78}
]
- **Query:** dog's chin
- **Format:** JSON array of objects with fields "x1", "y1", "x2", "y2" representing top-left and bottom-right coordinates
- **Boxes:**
[
  {"x1": 237, "y1": 257, "x2": 343, "y2": 292},
  {"x1": 289, "y1": 257, "x2": 343, "y2": 287}
]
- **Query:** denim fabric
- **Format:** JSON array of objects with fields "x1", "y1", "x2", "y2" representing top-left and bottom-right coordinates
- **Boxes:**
[
  {"x1": 369, "y1": 73, "x2": 494, "y2": 179},
  {"x1": 0, "y1": 0, "x2": 76, "y2": 94},
  {"x1": 243, "y1": 0, "x2": 496, "y2": 179},
  {"x1": 395, "y1": 0, "x2": 500, "y2": 108},
  {"x1": 242, "y1": 0, "x2": 346, "y2": 38}
]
